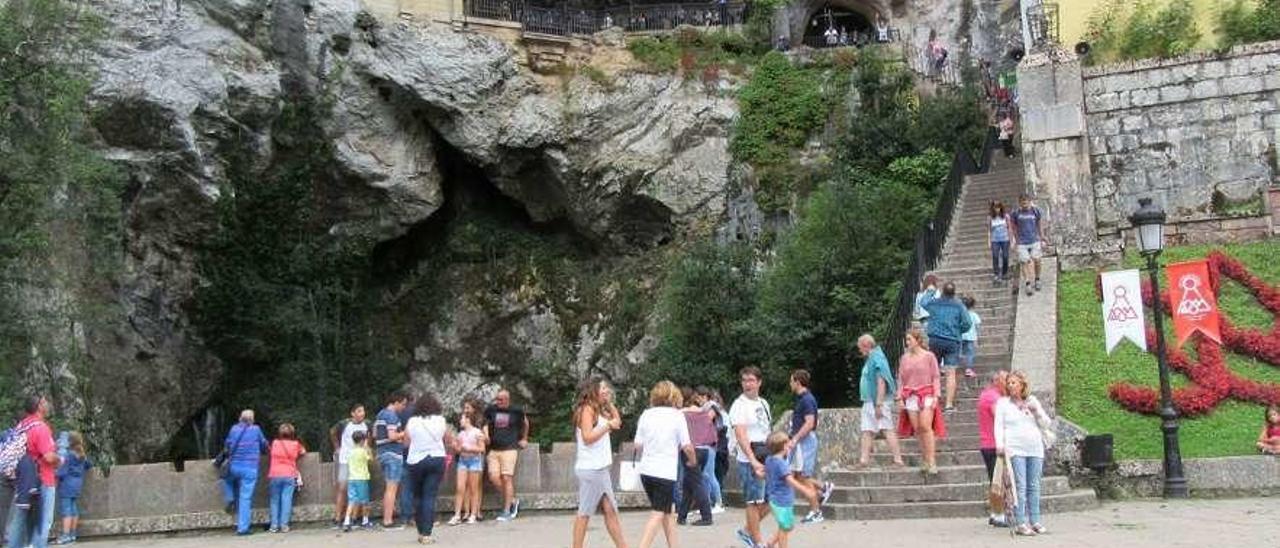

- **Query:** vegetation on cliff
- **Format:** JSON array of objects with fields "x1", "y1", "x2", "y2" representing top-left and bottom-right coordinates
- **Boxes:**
[{"x1": 0, "y1": 0, "x2": 124, "y2": 462}]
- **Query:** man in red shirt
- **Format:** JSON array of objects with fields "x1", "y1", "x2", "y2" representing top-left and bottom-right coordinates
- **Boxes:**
[{"x1": 6, "y1": 395, "x2": 61, "y2": 548}]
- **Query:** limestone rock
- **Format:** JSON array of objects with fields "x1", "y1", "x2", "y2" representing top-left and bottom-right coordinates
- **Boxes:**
[{"x1": 50, "y1": 0, "x2": 738, "y2": 460}]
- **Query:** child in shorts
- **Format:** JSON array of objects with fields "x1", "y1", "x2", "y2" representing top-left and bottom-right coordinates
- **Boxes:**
[
  {"x1": 343, "y1": 431, "x2": 374, "y2": 532},
  {"x1": 763, "y1": 431, "x2": 814, "y2": 548},
  {"x1": 449, "y1": 410, "x2": 487, "y2": 525},
  {"x1": 56, "y1": 431, "x2": 92, "y2": 544},
  {"x1": 961, "y1": 295, "x2": 981, "y2": 379}
]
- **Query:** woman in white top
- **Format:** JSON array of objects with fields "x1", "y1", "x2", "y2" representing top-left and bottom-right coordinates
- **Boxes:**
[
  {"x1": 994, "y1": 371, "x2": 1052, "y2": 537},
  {"x1": 634, "y1": 381, "x2": 697, "y2": 548},
  {"x1": 571, "y1": 377, "x2": 626, "y2": 548},
  {"x1": 403, "y1": 394, "x2": 455, "y2": 545}
]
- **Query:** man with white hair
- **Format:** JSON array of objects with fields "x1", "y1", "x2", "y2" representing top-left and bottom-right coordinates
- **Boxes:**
[{"x1": 855, "y1": 335, "x2": 904, "y2": 468}]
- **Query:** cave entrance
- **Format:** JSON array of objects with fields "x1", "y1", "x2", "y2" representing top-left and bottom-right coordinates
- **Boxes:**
[{"x1": 803, "y1": 5, "x2": 872, "y2": 48}]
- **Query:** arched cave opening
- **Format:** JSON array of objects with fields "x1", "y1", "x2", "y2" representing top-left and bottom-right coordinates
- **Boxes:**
[{"x1": 803, "y1": 4, "x2": 872, "y2": 47}]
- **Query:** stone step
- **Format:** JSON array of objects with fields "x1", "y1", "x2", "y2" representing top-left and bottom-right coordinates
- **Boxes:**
[
  {"x1": 823, "y1": 489, "x2": 1098, "y2": 520},
  {"x1": 863, "y1": 450, "x2": 984, "y2": 467},
  {"x1": 826, "y1": 464, "x2": 989, "y2": 486},
  {"x1": 859, "y1": 436, "x2": 983, "y2": 455},
  {"x1": 829, "y1": 476, "x2": 1073, "y2": 504}
]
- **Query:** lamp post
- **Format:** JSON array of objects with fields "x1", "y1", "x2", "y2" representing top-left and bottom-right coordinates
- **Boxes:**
[{"x1": 1129, "y1": 197, "x2": 1189, "y2": 499}]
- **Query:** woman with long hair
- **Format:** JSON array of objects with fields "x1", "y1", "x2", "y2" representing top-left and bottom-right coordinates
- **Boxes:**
[
  {"x1": 634, "y1": 381, "x2": 697, "y2": 548},
  {"x1": 449, "y1": 398, "x2": 486, "y2": 525},
  {"x1": 995, "y1": 371, "x2": 1053, "y2": 536},
  {"x1": 571, "y1": 377, "x2": 628, "y2": 548},
  {"x1": 404, "y1": 394, "x2": 455, "y2": 545},
  {"x1": 896, "y1": 328, "x2": 941, "y2": 474},
  {"x1": 988, "y1": 200, "x2": 1015, "y2": 285}
]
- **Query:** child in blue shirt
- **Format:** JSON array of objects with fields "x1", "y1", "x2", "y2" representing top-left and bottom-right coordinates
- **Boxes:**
[
  {"x1": 56, "y1": 431, "x2": 92, "y2": 544},
  {"x1": 763, "y1": 431, "x2": 814, "y2": 548}
]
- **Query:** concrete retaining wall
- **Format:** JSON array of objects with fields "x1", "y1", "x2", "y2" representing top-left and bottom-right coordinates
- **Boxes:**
[
  {"x1": 1073, "y1": 456, "x2": 1280, "y2": 499},
  {"x1": 75, "y1": 443, "x2": 652, "y2": 537},
  {"x1": 72, "y1": 408, "x2": 872, "y2": 537}
]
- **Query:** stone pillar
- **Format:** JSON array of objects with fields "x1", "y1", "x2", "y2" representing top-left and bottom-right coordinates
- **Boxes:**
[{"x1": 1018, "y1": 51, "x2": 1120, "y2": 269}]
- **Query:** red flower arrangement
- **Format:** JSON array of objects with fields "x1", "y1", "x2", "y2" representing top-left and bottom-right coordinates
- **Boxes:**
[{"x1": 1107, "y1": 251, "x2": 1280, "y2": 416}]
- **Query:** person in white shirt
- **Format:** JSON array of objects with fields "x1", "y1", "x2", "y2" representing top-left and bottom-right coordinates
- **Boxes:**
[
  {"x1": 571, "y1": 377, "x2": 626, "y2": 548},
  {"x1": 402, "y1": 395, "x2": 455, "y2": 545},
  {"x1": 634, "y1": 381, "x2": 697, "y2": 548},
  {"x1": 328, "y1": 404, "x2": 368, "y2": 527},
  {"x1": 994, "y1": 371, "x2": 1052, "y2": 537},
  {"x1": 730, "y1": 366, "x2": 772, "y2": 548}
]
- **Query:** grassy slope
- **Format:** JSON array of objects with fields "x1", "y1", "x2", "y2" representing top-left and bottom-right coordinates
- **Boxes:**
[{"x1": 1058, "y1": 239, "x2": 1280, "y2": 459}]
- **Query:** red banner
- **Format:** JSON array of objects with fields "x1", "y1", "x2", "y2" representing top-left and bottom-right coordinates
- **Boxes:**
[{"x1": 1167, "y1": 260, "x2": 1222, "y2": 347}]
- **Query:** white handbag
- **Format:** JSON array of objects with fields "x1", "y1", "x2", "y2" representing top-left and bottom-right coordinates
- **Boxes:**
[{"x1": 619, "y1": 449, "x2": 642, "y2": 492}]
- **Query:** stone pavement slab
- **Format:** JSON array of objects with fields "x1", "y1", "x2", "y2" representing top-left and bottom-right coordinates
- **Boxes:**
[{"x1": 80, "y1": 498, "x2": 1279, "y2": 547}]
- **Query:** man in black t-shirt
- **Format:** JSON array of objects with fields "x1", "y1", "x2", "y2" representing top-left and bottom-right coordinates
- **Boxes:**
[{"x1": 484, "y1": 388, "x2": 529, "y2": 521}]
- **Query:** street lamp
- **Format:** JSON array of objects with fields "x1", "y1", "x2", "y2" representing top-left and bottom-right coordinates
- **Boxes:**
[{"x1": 1129, "y1": 197, "x2": 1189, "y2": 498}]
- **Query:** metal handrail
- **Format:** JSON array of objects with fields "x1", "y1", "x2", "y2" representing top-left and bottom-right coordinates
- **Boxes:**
[
  {"x1": 461, "y1": 0, "x2": 745, "y2": 37},
  {"x1": 881, "y1": 127, "x2": 999, "y2": 370}
]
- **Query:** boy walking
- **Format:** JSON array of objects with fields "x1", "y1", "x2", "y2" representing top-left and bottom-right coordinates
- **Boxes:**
[{"x1": 731, "y1": 367, "x2": 771, "y2": 548}]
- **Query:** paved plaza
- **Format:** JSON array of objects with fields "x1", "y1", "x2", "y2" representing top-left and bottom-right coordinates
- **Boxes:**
[{"x1": 83, "y1": 498, "x2": 1278, "y2": 547}]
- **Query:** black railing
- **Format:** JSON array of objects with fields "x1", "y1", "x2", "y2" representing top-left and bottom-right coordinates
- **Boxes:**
[
  {"x1": 465, "y1": 0, "x2": 524, "y2": 23},
  {"x1": 881, "y1": 127, "x2": 998, "y2": 368},
  {"x1": 462, "y1": 0, "x2": 745, "y2": 37}
]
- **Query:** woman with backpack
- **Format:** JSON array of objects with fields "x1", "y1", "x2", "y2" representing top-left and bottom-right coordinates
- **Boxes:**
[{"x1": 220, "y1": 410, "x2": 268, "y2": 536}]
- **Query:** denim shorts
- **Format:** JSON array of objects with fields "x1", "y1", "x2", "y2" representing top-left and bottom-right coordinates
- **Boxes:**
[
  {"x1": 931, "y1": 337, "x2": 962, "y2": 369},
  {"x1": 59, "y1": 497, "x2": 79, "y2": 518},
  {"x1": 457, "y1": 455, "x2": 483, "y2": 472},
  {"x1": 347, "y1": 480, "x2": 371, "y2": 504},
  {"x1": 378, "y1": 452, "x2": 405, "y2": 483},
  {"x1": 737, "y1": 461, "x2": 766, "y2": 504},
  {"x1": 962, "y1": 340, "x2": 976, "y2": 366},
  {"x1": 789, "y1": 434, "x2": 818, "y2": 477}
]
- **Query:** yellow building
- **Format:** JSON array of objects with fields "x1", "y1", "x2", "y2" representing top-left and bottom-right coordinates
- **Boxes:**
[{"x1": 1058, "y1": 0, "x2": 1224, "y2": 49}]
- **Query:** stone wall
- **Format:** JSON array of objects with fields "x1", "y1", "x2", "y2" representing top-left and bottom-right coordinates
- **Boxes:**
[
  {"x1": 73, "y1": 444, "x2": 648, "y2": 538},
  {"x1": 1021, "y1": 42, "x2": 1280, "y2": 270},
  {"x1": 1083, "y1": 40, "x2": 1280, "y2": 241}
]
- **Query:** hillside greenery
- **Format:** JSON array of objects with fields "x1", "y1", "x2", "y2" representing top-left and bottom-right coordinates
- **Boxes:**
[{"x1": 0, "y1": 0, "x2": 124, "y2": 462}]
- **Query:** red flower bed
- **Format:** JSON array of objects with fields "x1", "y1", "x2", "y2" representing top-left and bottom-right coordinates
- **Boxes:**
[{"x1": 1108, "y1": 251, "x2": 1280, "y2": 416}]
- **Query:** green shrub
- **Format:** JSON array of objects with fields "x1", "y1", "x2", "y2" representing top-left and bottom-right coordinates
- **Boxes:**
[
  {"x1": 731, "y1": 52, "x2": 827, "y2": 166},
  {"x1": 1217, "y1": 0, "x2": 1280, "y2": 50},
  {"x1": 751, "y1": 153, "x2": 947, "y2": 404},
  {"x1": 1085, "y1": 0, "x2": 1203, "y2": 65},
  {"x1": 648, "y1": 242, "x2": 759, "y2": 393},
  {"x1": 627, "y1": 36, "x2": 680, "y2": 71}
]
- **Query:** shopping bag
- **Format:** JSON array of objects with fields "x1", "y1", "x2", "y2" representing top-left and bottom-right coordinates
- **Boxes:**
[
  {"x1": 619, "y1": 450, "x2": 642, "y2": 492},
  {"x1": 988, "y1": 455, "x2": 1006, "y2": 511}
]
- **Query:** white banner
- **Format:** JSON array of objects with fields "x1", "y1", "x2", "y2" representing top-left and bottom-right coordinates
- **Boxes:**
[{"x1": 1101, "y1": 269, "x2": 1147, "y2": 354}]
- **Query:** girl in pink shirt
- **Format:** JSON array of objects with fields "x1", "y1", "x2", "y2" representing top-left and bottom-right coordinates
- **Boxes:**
[
  {"x1": 896, "y1": 328, "x2": 942, "y2": 474},
  {"x1": 268, "y1": 423, "x2": 307, "y2": 533}
]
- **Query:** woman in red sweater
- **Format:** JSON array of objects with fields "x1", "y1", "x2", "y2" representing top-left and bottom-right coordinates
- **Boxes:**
[{"x1": 896, "y1": 328, "x2": 942, "y2": 474}]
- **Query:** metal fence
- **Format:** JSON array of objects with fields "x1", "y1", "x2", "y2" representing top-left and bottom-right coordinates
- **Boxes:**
[
  {"x1": 462, "y1": 0, "x2": 745, "y2": 37},
  {"x1": 464, "y1": 0, "x2": 524, "y2": 23},
  {"x1": 881, "y1": 127, "x2": 998, "y2": 370}
]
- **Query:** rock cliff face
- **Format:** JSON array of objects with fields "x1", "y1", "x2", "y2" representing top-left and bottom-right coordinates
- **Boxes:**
[{"x1": 64, "y1": 0, "x2": 736, "y2": 460}]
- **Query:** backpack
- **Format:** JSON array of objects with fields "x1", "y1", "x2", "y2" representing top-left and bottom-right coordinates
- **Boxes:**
[{"x1": 0, "y1": 422, "x2": 38, "y2": 481}]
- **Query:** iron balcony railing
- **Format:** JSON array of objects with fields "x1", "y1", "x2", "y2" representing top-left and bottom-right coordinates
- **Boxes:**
[{"x1": 462, "y1": 0, "x2": 745, "y2": 37}]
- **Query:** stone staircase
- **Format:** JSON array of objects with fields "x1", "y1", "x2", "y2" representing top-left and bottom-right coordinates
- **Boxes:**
[{"x1": 819, "y1": 153, "x2": 1099, "y2": 520}]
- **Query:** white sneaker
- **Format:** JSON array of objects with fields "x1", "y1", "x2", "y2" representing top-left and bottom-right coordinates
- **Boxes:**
[
  {"x1": 711, "y1": 504, "x2": 726, "y2": 515},
  {"x1": 820, "y1": 481, "x2": 835, "y2": 505},
  {"x1": 801, "y1": 510, "x2": 824, "y2": 524}
]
